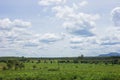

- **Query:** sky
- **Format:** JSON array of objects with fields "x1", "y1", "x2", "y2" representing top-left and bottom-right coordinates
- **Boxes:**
[{"x1": 0, "y1": 0, "x2": 120, "y2": 57}]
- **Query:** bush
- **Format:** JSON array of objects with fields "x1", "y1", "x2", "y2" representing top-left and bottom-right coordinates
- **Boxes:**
[
  {"x1": 15, "y1": 77, "x2": 22, "y2": 80},
  {"x1": 48, "y1": 68, "x2": 59, "y2": 71},
  {"x1": 32, "y1": 65, "x2": 37, "y2": 69},
  {"x1": 0, "y1": 77, "x2": 2, "y2": 80},
  {"x1": 2, "y1": 66, "x2": 7, "y2": 70}
]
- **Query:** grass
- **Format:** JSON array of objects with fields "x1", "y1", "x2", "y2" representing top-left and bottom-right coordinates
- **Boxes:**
[{"x1": 0, "y1": 62, "x2": 120, "y2": 80}]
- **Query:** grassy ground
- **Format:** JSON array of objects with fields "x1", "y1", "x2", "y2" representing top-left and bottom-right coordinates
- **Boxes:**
[{"x1": 0, "y1": 62, "x2": 120, "y2": 80}]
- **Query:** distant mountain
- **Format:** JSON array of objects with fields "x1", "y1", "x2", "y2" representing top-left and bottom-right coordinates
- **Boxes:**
[{"x1": 99, "y1": 52, "x2": 120, "y2": 57}]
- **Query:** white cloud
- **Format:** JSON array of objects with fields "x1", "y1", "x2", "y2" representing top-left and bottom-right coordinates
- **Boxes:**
[
  {"x1": 52, "y1": 1, "x2": 100, "y2": 36},
  {"x1": 37, "y1": 0, "x2": 120, "y2": 56},
  {"x1": 12, "y1": 19, "x2": 31, "y2": 28},
  {"x1": 38, "y1": 0, "x2": 66, "y2": 6},
  {"x1": 39, "y1": 33, "x2": 63, "y2": 43},
  {"x1": 65, "y1": 14, "x2": 99, "y2": 36},
  {"x1": 100, "y1": 32, "x2": 120, "y2": 46},
  {"x1": 64, "y1": 18, "x2": 95, "y2": 36},
  {"x1": 0, "y1": 18, "x2": 31, "y2": 31},
  {"x1": 38, "y1": 0, "x2": 100, "y2": 37},
  {"x1": 0, "y1": 18, "x2": 38, "y2": 49},
  {"x1": 0, "y1": 18, "x2": 12, "y2": 30},
  {"x1": 70, "y1": 40, "x2": 99, "y2": 50},
  {"x1": 0, "y1": 18, "x2": 65, "y2": 56},
  {"x1": 38, "y1": 0, "x2": 102, "y2": 54},
  {"x1": 69, "y1": 28, "x2": 120, "y2": 56},
  {"x1": 69, "y1": 36, "x2": 100, "y2": 51},
  {"x1": 70, "y1": 36, "x2": 99, "y2": 45},
  {"x1": 79, "y1": 1, "x2": 88, "y2": 7},
  {"x1": 52, "y1": 5, "x2": 75, "y2": 19},
  {"x1": 70, "y1": 37, "x2": 83, "y2": 44},
  {"x1": 111, "y1": 7, "x2": 120, "y2": 26},
  {"x1": 69, "y1": 28, "x2": 120, "y2": 50}
]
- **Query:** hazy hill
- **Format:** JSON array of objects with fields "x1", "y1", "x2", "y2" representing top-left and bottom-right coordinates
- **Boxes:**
[{"x1": 99, "y1": 52, "x2": 120, "y2": 57}]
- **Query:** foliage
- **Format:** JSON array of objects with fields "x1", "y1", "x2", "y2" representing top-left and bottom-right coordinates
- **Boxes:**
[{"x1": 0, "y1": 57, "x2": 120, "y2": 80}]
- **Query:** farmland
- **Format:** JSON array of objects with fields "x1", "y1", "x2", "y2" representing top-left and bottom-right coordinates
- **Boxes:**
[{"x1": 0, "y1": 57, "x2": 120, "y2": 80}]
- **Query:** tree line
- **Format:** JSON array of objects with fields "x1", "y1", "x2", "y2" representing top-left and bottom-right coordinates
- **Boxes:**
[{"x1": 1, "y1": 56, "x2": 120, "y2": 71}]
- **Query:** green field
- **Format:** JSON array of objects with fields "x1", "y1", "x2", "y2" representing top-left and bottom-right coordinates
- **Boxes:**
[{"x1": 0, "y1": 61, "x2": 120, "y2": 80}]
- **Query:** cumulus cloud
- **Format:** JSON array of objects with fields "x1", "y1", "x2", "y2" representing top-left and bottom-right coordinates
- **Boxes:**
[
  {"x1": 111, "y1": 7, "x2": 120, "y2": 26},
  {"x1": 70, "y1": 36, "x2": 99, "y2": 44},
  {"x1": 79, "y1": 1, "x2": 88, "y2": 7},
  {"x1": 71, "y1": 1, "x2": 88, "y2": 10},
  {"x1": 0, "y1": 18, "x2": 37, "y2": 49},
  {"x1": 38, "y1": 0, "x2": 66, "y2": 6},
  {"x1": 0, "y1": 18, "x2": 31, "y2": 31},
  {"x1": 69, "y1": 29, "x2": 120, "y2": 57},
  {"x1": 100, "y1": 35, "x2": 120, "y2": 46},
  {"x1": 12, "y1": 19, "x2": 31, "y2": 28},
  {"x1": 38, "y1": 0, "x2": 100, "y2": 37},
  {"x1": 52, "y1": 3, "x2": 100, "y2": 37},
  {"x1": 70, "y1": 37, "x2": 83, "y2": 44},
  {"x1": 96, "y1": 30, "x2": 120, "y2": 54},
  {"x1": 64, "y1": 20, "x2": 95, "y2": 37},
  {"x1": 0, "y1": 18, "x2": 12, "y2": 30},
  {"x1": 0, "y1": 18, "x2": 64, "y2": 52},
  {"x1": 95, "y1": 27, "x2": 120, "y2": 46},
  {"x1": 70, "y1": 42, "x2": 97, "y2": 50},
  {"x1": 63, "y1": 13, "x2": 99, "y2": 36},
  {"x1": 52, "y1": 5, "x2": 75, "y2": 19},
  {"x1": 69, "y1": 36, "x2": 100, "y2": 50},
  {"x1": 39, "y1": 33, "x2": 63, "y2": 43},
  {"x1": 39, "y1": 0, "x2": 120, "y2": 56}
]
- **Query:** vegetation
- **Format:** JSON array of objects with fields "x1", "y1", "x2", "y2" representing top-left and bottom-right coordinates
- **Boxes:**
[{"x1": 0, "y1": 56, "x2": 120, "y2": 80}]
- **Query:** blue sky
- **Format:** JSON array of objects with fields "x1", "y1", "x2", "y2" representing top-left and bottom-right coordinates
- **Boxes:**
[{"x1": 0, "y1": 0, "x2": 120, "y2": 57}]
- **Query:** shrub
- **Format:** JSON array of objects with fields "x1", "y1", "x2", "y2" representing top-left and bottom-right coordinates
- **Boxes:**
[
  {"x1": 2, "y1": 66, "x2": 7, "y2": 70},
  {"x1": 48, "y1": 68, "x2": 59, "y2": 71},
  {"x1": 0, "y1": 77, "x2": 2, "y2": 80},
  {"x1": 15, "y1": 77, "x2": 22, "y2": 80},
  {"x1": 33, "y1": 65, "x2": 37, "y2": 69}
]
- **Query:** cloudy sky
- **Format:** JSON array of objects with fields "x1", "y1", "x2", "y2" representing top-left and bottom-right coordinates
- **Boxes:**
[{"x1": 0, "y1": 0, "x2": 120, "y2": 57}]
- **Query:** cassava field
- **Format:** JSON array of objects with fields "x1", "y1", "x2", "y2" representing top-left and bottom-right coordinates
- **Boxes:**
[{"x1": 0, "y1": 57, "x2": 120, "y2": 80}]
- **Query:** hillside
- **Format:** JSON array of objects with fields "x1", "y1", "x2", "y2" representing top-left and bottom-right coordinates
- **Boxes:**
[{"x1": 99, "y1": 52, "x2": 120, "y2": 57}]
